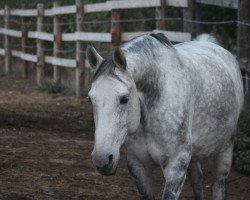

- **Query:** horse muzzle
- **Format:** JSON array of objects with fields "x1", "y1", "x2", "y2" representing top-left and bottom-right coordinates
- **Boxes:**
[
  {"x1": 92, "y1": 152, "x2": 118, "y2": 176},
  {"x1": 96, "y1": 163, "x2": 117, "y2": 176}
]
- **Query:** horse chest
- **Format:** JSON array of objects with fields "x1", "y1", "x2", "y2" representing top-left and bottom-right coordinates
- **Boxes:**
[
  {"x1": 137, "y1": 102, "x2": 191, "y2": 163},
  {"x1": 141, "y1": 120, "x2": 185, "y2": 163},
  {"x1": 145, "y1": 134, "x2": 177, "y2": 164}
]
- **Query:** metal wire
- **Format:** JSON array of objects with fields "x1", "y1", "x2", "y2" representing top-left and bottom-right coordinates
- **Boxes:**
[{"x1": 6, "y1": 17, "x2": 250, "y2": 27}]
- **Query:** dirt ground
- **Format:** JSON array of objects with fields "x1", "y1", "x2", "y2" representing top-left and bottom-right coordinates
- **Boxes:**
[{"x1": 0, "y1": 76, "x2": 249, "y2": 200}]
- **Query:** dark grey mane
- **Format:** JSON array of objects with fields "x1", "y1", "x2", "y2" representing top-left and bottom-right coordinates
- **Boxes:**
[
  {"x1": 91, "y1": 33, "x2": 173, "y2": 82},
  {"x1": 149, "y1": 33, "x2": 173, "y2": 47}
]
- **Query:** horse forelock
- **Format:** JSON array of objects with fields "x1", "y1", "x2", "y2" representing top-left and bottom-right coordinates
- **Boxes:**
[{"x1": 91, "y1": 54, "x2": 118, "y2": 82}]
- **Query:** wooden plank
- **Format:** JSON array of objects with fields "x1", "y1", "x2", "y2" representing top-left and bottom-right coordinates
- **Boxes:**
[
  {"x1": 111, "y1": 9, "x2": 121, "y2": 48},
  {"x1": 156, "y1": 0, "x2": 166, "y2": 30},
  {"x1": 77, "y1": 32, "x2": 111, "y2": 42},
  {"x1": 245, "y1": 73, "x2": 250, "y2": 97},
  {"x1": 44, "y1": 5, "x2": 76, "y2": 16},
  {"x1": 169, "y1": 0, "x2": 188, "y2": 7},
  {"x1": 21, "y1": 4, "x2": 29, "y2": 79},
  {"x1": 122, "y1": 31, "x2": 148, "y2": 41},
  {"x1": 4, "y1": 5, "x2": 11, "y2": 74},
  {"x1": 183, "y1": 0, "x2": 195, "y2": 37},
  {"x1": 2, "y1": 6, "x2": 76, "y2": 17},
  {"x1": 237, "y1": 0, "x2": 250, "y2": 58},
  {"x1": 196, "y1": 0, "x2": 238, "y2": 9},
  {"x1": 2, "y1": 6, "x2": 75, "y2": 17},
  {"x1": 75, "y1": 0, "x2": 85, "y2": 97},
  {"x1": 109, "y1": 0, "x2": 159, "y2": 10},
  {"x1": 62, "y1": 32, "x2": 111, "y2": 42},
  {"x1": 11, "y1": 49, "x2": 76, "y2": 67},
  {"x1": 237, "y1": 0, "x2": 250, "y2": 97},
  {"x1": 84, "y1": 2, "x2": 110, "y2": 13},
  {"x1": 12, "y1": 50, "x2": 37, "y2": 62},
  {"x1": 53, "y1": 1, "x2": 62, "y2": 84},
  {"x1": 11, "y1": 9, "x2": 37, "y2": 16},
  {"x1": 28, "y1": 31, "x2": 53, "y2": 41},
  {"x1": 0, "y1": 48, "x2": 5, "y2": 55},
  {"x1": 122, "y1": 30, "x2": 191, "y2": 42},
  {"x1": 110, "y1": 0, "x2": 187, "y2": 9},
  {"x1": 61, "y1": 33, "x2": 76, "y2": 41},
  {"x1": 85, "y1": 0, "x2": 187, "y2": 13},
  {"x1": 1, "y1": 0, "x2": 187, "y2": 16},
  {"x1": 37, "y1": 4, "x2": 45, "y2": 86},
  {"x1": 0, "y1": 28, "x2": 22, "y2": 38},
  {"x1": 45, "y1": 56, "x2": 76, "y2": 68}
]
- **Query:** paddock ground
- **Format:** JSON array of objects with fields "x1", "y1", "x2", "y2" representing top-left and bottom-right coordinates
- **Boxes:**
[{"x1": 0, "y1": 76, "x2": 249, "y2": 200}]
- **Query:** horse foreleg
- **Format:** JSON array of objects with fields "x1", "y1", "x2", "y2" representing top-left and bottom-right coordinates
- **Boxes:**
[
  {"x1": 126, "y1": 154, "x2": 155, "y2": 200},
  {"x1": 187, "y1": 161, "x2": 204, "y2": 200},
  {"x1": 212, "y1": 142, "x2": 234, "y2": 200},
  {"x1": 161, "y1": 150, "x2": 191, "y2": 200}
]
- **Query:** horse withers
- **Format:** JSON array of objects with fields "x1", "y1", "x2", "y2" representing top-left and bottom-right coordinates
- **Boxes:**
[{"x1": 86, "y1": 33, "x2": 244, "y2": 200}]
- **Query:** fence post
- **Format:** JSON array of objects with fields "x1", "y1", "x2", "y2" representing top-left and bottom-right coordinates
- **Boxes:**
[
  {"x1": 111, "y1": 9, "x2": 121, "y2": 49},
  {"x1": 53, "y1": 1, "x2": 62, "y2": 84},
  {"x1": 182, "y1": 0, "x2": 194, "y2": 37},
  {"x1": 4, "y1": 5, "x2": 11, "y2": 74},
  {"x1": 75, "y1": 0, "x2": 84, "y2": 97},
  {"x1": 237, "y1": 0, "x2": 250, "y2": 99},
  {"x1": 36, "y1": 3, "x2": 44, "y2": 86},
  {"x1": 155, "y1": 0, "x2": 166, "y2": 30},
  {"x1": 195, "y1": 3, "x2": 202, "y2": 35},
  {"x1": 21, "y1": 4, "x2": 28, "y2": 79},
  {"x1": 245, "y1": 72, "x2": 250, "y2": 97}
]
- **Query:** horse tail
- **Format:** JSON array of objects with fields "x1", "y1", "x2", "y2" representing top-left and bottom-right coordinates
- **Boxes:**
[{"x1": 193, "y1": 34, "x2": 218, "y2": 44}]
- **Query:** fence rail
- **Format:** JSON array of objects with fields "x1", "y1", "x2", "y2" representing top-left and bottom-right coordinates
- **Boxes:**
[
  {"x1": 0, "y1": 0, "x2": 192, "y2": 96},
  {"x1": 0, "y1": 0, "x2": 188, "y2": 17},
  {"x1": 0, "y1": 0, "x2": 249, "y2": 97}
]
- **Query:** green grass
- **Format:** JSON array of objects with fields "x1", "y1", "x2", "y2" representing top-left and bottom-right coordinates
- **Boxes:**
[
  {"x1": 38, "y1": 81, "x2": 69, "y2": 95},
  {"x1": 233, "y1": 108, "x2": 250, "y2": 174}
]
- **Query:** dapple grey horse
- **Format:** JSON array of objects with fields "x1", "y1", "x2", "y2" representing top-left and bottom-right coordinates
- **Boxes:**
[{"x1": 86, "y1": 33, "x2": 244, "y2": 200}]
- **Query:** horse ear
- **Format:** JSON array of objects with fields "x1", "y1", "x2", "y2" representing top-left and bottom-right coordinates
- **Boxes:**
[
  {"x1": 113, "y1": 48, "x2": 127, "y2": 70},
  {"x1": 86, "y1": 45, "x2": 103, "y2": 70}
]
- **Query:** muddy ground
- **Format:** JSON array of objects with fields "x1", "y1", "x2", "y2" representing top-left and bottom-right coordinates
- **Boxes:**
[{"x1": 0, "y1": 76, "x2": 249, "y2": 200}]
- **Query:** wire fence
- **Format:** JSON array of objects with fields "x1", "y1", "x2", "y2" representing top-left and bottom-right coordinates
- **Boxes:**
[
  {"x1": 0, "y1": 0, "x2": 249, "y2": 97},
  {"x1": 7, "y1": 18, "x2": 250, "y2": 26}
]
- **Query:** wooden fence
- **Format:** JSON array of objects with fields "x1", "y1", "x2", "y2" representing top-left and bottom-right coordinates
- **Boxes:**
[
  {"x1": 0, "y1": 0, "x2": 190, "y2": 96},
  {"x1": 0, "y1": 0, "x2": 249, "y2": 97}
]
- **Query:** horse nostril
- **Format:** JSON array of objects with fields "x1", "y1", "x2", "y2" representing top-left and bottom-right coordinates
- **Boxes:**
[
  {"x1": 95, "y1": 154, "x2": 114, "y2": 172},
  {"x1": 108, "y1": 154, "x2": 113, "y2": 165}
]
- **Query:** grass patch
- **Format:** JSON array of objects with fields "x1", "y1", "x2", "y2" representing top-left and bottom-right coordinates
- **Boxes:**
[
  {"x1": 233, "y1": 108, "x2": 250, "y2": 174},
  {"x1": 38, "y1": 81, "x2": 68, "y2": 94},
  {"x1": 80, "y1": 89, "x2": 89, "y2": 98}
]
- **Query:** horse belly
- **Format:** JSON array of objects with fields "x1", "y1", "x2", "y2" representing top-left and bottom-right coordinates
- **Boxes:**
[
  {"x1": 191, "y1": 75, "x2": 239, "y2": 160},
  {"x1": 191, "y1": 115, "x2": 235, "y2": 160}
]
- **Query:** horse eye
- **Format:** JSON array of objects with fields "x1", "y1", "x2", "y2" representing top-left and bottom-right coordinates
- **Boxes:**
[{"x1": 120, "y1": 96, "x2": 129, "y2": 104}]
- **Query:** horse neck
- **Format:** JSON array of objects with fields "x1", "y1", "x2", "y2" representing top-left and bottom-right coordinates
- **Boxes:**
[
  {"x1": 133, "y1": 63, "x2": 161, "y2": 108},
  {"x1": 125, "y1": 47, "x2": 176, "y2": 109}
]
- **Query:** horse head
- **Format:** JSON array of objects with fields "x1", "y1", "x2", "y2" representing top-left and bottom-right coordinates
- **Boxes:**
[{"x1": 86, "y1": 46, "x2": 141, "y2": 175}]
